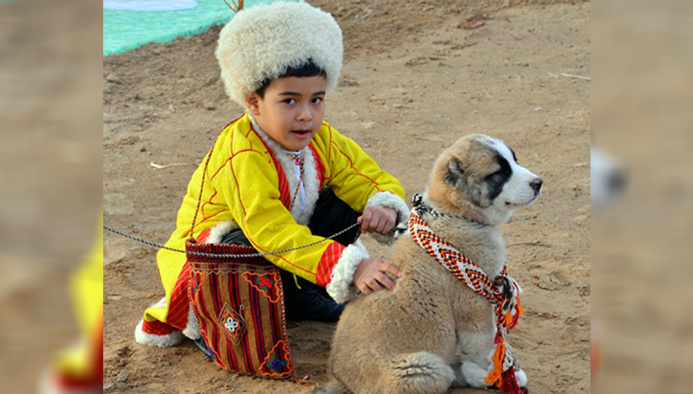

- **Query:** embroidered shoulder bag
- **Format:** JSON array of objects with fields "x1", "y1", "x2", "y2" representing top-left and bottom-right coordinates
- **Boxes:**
[{"x1": 185, "y1": 134, "x2": 299, "y2": 381}]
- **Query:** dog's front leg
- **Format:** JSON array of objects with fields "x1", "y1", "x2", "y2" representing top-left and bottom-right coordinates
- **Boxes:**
[
  {"x1": 453, "y1": 329, "x2": 529, "y2": 391},
  {"x1": 452, "y1": 321, "x2": 497, "y2": 388}
]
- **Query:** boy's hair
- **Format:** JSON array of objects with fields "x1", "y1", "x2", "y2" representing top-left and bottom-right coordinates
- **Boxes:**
[
  {"x1": 255, "y1": 59, "x2": 327, "y2": 98},
  {"x1": 216, "y1": 2, "x2": 342, "y2": 108}
]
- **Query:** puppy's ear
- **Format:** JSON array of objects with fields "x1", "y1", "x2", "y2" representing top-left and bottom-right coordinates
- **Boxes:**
[{"x1": 445, "y1": 158, "x2": 464, "y2": 188}]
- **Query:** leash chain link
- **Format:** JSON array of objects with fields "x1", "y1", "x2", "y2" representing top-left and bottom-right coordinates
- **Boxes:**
[{"x1": 103, "y1": 222, "x2": 361, "y2": 259}]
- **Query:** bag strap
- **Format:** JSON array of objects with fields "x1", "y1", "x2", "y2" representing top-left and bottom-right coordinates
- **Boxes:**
[{"x1": 188, "y1": 119, "x2": 234, "y2": 242}]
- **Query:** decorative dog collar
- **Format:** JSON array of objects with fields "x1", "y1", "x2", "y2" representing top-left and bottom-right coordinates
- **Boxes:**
[
  {"x1": 410, "y1": 193, "x2": 482, "y2": 223},
  {"x1": 408, "y1": 201, "x2": 525, "y2": 393}
]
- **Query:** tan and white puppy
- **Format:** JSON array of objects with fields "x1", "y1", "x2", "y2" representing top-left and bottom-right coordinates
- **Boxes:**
[{"x1": 313, "y1": 134, "x2": 542, "y2": 394}]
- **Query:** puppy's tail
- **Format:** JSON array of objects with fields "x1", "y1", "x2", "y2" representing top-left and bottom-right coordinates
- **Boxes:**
[{"x1": 384, "y1": 351, "x2": 455, "y2": 394}]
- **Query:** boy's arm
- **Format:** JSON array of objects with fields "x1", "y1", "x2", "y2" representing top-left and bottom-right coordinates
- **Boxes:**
[
  {"x1": 352, "y1": 257, "x2": 401, "y2": 295},
  {"x1": 304, "y1": 124, "x2": 410, "y2": 301},
  {"x1": 317, "y1": 124, "x2": 409, "y2": 240}
]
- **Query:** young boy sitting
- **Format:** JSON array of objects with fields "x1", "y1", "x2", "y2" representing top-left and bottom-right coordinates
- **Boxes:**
[{"x1": 135, "y1": 1, "x2": 409, "y2": 348}]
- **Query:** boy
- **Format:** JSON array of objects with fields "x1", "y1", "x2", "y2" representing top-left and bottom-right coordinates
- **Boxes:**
[{"x1": 135, "y1": 1, "x2": 409, "y2": 348}]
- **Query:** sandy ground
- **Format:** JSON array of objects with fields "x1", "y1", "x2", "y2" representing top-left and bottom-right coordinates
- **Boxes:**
[{"x1": 103, "y1": 1, "x2": 590, "y2": 392}]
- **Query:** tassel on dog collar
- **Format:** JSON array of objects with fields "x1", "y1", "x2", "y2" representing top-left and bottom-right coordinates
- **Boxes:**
[{"x1": 408, "y1": 203, "x2": 524, "y2": 393}]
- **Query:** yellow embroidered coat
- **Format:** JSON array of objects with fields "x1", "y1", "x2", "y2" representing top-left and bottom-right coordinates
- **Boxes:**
[{"x1": 144, "y1": 113, "x2": 408, "y2": 328}]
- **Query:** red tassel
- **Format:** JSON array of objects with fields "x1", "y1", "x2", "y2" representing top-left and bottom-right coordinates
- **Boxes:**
[
  {"x1": 485, "y1": 332, "x2": 524, "y2": 394},
  {"x1": 500, "y1": 367, "x2": 524, "y2": 394},
  {"x1": 494, "y1": 331, "x2": 502, "y2": 344}
]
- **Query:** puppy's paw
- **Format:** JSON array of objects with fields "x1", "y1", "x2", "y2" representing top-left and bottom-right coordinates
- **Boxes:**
[
  {"x1": 516, "y1": 368, "x2": 527, "y2": 387},
  {"x1": 458, "y1": 361, "x2": 489, "y2": 388}
]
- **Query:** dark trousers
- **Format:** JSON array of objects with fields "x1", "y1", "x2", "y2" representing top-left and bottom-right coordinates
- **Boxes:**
[{"x1": 219, "y1": 188, "x2": 360, "y2": 322}]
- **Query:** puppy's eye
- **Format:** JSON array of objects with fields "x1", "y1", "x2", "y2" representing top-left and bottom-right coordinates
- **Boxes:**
[{"x1": 485, "y1": 170, "x2": 503, "y2": 180}]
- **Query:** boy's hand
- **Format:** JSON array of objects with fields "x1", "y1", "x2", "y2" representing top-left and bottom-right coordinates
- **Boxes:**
[
  {"x1": 352, "y1": 257, "x2": 402, "y2": 295},
  {"x1": 359, "y1": 206, "x2": 398, "y2": 235}
]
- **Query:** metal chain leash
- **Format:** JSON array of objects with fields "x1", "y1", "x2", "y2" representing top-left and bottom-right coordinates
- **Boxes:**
[{"x1": 103, "y1": 222, "x2": 361, "y2": 259}]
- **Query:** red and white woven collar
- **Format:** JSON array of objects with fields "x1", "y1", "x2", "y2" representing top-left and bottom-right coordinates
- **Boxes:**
[{"x1": 407, "y1": 193, "x2": 524, "y2": 393}]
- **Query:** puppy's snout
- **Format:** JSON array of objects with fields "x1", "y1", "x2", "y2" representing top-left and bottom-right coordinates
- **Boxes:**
[{"x1": 530, "y1": 178, "x2": 543, "y2": 193}]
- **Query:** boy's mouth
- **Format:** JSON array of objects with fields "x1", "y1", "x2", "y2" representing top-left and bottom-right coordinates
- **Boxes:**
[{"x1": 291, "y1": 129, "x2": 312, "y2": 139}]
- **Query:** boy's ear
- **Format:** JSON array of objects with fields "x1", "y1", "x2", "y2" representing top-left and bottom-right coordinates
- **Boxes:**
[{"x1": 245, "y1": 93, "x2": 261, "y2": 115}]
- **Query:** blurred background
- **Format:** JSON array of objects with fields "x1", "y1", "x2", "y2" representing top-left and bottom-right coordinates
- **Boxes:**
[
  {"x1": 592, "y1": 0, "x2": 693, "y2": 392},
  {"x1": 0, "y1": 0, "x2": 692, "y2": 391},
  {"x1": 0, "y1": 0, "x2": 102, "y2": 391}
]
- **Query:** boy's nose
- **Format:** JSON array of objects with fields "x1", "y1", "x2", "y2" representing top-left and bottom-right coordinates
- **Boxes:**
[{"x1": 296, "y1": 104, "x2": 312, "y2": 121}]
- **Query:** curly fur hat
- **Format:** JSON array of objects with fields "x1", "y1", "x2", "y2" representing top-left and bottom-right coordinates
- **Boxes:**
[{"x1": 216, "y1": 1, "x2": 343, "y2": 107}]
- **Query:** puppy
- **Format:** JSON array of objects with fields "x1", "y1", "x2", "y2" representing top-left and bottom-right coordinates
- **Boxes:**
[{"x1": 314, "y1": 134, "x2": 542, "y2": 394}]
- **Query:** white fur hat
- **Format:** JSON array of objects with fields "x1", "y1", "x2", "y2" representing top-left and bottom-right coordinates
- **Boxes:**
[{"x1": 216, "y1": 1, "x2": 343, "y2": 107}]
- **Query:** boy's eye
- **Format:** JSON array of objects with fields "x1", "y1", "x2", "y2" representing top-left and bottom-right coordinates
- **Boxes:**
[
  {"x1": 312, "y1": 97, "x2": 323, "y2": 104},
  {"x1": 282, "y1": 98, "x2": 296, "y2": 104}
]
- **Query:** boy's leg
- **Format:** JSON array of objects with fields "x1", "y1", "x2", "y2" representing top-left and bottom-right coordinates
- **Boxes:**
[
  {"x1": 219, "y1": 187, "x2": 361, "y2": 322},
  {"x1": 305, "y1": 187, "x2": 361, "y2": 300},
  {"x1": 136, "y1": 263, "x2": 200, "y2": 347},
  {"x1": 308, "y1": 187, "x2": 361, "y2": 246},
  {"x1": 283, "y1": 187, "x2": 361, "y2": 321}
]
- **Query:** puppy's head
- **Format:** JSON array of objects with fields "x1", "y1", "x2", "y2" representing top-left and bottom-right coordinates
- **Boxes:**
[{"x1": 426, "y1": 134, "x2": 542, "y2": 226}]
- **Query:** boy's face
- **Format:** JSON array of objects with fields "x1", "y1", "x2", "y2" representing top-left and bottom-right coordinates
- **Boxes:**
[{"x1": 246, "y1": 75, "x2": 327, "y2": 151}]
